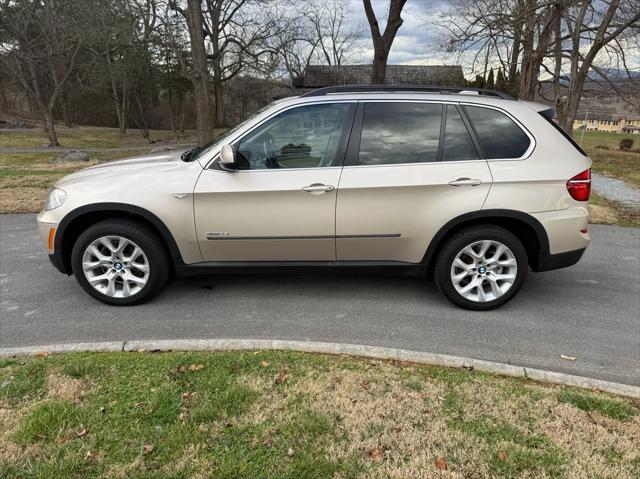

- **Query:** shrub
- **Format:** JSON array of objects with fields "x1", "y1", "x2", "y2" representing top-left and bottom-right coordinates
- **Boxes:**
[{"x1": 619, "y1": 138, "x2": 633, "y2": 150}]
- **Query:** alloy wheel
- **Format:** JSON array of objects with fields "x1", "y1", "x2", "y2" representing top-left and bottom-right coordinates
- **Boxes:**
[
  {"x1": 450, "y1": 240, "x2": 517, "y2": 303},
  {"x1": 82, "y1": 235, "x2": 150, "y2": 298}
]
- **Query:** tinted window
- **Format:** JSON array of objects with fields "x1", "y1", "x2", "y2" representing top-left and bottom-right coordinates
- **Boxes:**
[
  {"x1": 236, "y1": 103, "x2": 350, "y2": 170},
  {"x1": 464, "y1": 106, "x2": 531, "y2": 159},
  {"x1": 442, "y1": 105, "x2": 479, "y2": 161},
  {"x1": 358, "y1": 103, "x2": 442, "y2": 165}
]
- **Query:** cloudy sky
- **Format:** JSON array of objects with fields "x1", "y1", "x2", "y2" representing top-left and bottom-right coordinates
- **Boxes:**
[
  {"x1": 344, "y1": 0, "x2": 474, "y2": 74},
  {"x1": 339, "y1": 0, "x2": 640, "y2": 79}
]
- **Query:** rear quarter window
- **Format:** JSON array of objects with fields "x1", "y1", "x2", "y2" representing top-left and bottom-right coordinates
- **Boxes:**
[{"x1": 464, "y1": 106, "x2": 531, "y2": 159}]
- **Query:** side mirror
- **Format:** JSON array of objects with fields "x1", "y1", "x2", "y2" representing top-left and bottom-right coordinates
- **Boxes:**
[{"x1": 219, "y1": 144, "x2": 236, "y2": 170}]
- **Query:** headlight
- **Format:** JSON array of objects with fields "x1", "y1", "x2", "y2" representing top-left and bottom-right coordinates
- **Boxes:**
[{"x1": 44, "y1": 188, "x2": 67, "y2": 211}]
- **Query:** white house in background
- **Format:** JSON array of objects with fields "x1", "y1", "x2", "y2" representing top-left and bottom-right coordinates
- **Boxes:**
[{"x1": 573, "y1": 115, "x2": 640, "y2": 133}]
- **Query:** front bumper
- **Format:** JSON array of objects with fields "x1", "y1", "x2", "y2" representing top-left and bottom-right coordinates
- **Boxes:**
[
  {"x1": 37, "y1": 210, "x2": 69, "y2": 274},
  {"x1": 48, "y1": 252, "x2": 70, "y2": 274}
]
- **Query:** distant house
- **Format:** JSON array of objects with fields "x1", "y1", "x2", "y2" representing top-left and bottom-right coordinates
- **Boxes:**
[
  {"x1": 573, "y1": 115, "x2": 640, "y2": 133},
  {"x1": 293, "y1": 64, "x2": 466, "y2": 89}
]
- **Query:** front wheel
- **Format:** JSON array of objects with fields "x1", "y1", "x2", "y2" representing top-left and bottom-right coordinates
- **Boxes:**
[
  {"x1": 434, "y1": 225, "x2": 528, "y2": 310},
  {"x1": 71, "y1": 219, "x2": 169, "y2": 305}
]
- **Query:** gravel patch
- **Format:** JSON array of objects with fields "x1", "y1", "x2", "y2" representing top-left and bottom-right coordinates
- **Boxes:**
[{"x1": 592, "y1": 172, "x2": 640, "y2": 210}]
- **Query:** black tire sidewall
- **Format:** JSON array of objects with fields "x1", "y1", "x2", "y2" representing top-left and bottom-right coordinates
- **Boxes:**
[
  {"x1": 71, "y1": 220, "x2": 169, "y2": 306},
  {"x1": 435, "y1": 226, "x2": 528, "y2": 311}
]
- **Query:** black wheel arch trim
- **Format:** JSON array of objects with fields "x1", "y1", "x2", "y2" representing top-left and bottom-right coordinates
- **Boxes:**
[
  {"x1": 420, "y1": 209, "x2": 551, "y2": 270},
  {"x1": 54, "y1": 203, "x2": 185, "y2": 274}
]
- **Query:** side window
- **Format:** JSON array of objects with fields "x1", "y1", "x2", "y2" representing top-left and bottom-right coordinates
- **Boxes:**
[
  {"x1": 358, "y1": 102, "x2": 442, "y2": 165},
  {"x1": 463, "y1": 106, "x2": 531, "y2": 159},
  {"x1": 442, "y1": 105, "x2": 480, "y2": 161},
  {"x1": 236, "y1": 103, "x2": 351, "y2": 170}
]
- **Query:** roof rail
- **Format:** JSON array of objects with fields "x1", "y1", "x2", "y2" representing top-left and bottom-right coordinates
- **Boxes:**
[{"x1": 300, "y1": 84, "x2": 515, "y2": 100}]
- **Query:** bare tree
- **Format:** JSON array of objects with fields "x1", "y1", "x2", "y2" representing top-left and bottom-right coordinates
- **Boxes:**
[
  {"x1": 553, "y1": 0, "x2": 640, "y2": 134},
  {"x1": 167, "y1": 0, "x2": 216, "y2": 145},
  {"x1": 436, "y1": 0, "x2": 640, "y2": 133},
  {"x1": 362, "y1": 0, "x2": 408, "y2": 84},
  {"x1": 305, "y1": 0, "x2": 361, "y2": 66},
  {"x1": 0, "y1": 0, "x2": 83, "y2": 146}
]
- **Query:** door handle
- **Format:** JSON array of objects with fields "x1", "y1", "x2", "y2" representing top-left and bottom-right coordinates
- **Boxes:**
[
  {"x1": 302, "y1": 183, "x2": 335, "y2": 194},
  {"x1": 449, "y1": 178, "x2": 482, "y2": 187}
]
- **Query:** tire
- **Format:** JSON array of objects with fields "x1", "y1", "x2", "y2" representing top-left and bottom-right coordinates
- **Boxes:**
[
  {"x1": 71, "y1": 219, "x2": 170, "y2": 306},
  {"x1": 434, "y1": 225, "x2": 528, "y2": 311}
]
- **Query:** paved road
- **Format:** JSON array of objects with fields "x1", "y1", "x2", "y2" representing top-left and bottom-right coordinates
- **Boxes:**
[{"x1": 1, "y1": 214, "x2": 639, "y2": 386}]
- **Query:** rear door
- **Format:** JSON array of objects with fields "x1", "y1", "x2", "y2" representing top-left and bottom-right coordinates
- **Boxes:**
[{"x1": 336, "y1": 101, "x2": 493, "y2": 263}]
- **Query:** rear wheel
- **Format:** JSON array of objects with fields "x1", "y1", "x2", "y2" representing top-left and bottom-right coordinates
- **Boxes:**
[
  {"x1": 434, "y1": 225, "x2": 528, "y2": 310},
  {"x1": 71, "y1": 219, "x2": 169, "y2": 305}
]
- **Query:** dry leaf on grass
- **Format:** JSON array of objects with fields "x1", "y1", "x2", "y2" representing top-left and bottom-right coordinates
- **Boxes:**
[
  {"x1": 262, "y1": 438, "x2": 273, "y2": 448},
  {"x1": 85, "y1": 450, "x2": 97, "y2": 461},
  {"x1": 498, "y1": 450, "x2": 507, "y2": 462},
  {"x1": 250, "y1": 437, "x2": 259, "y2": 448},
  {"x1": 435, "y1": 456, "x2": 447, "y2": 470},
  {"x1": 177, "y1": 365, "x2": 186, "y2": 373},
  {"x1": 189, "y1": 364, "x2": 204, "y2": 371},
  {"x1": 76, "y1": 428, "x2": 88, "y2": 438},
  {"x1": 142, "y1": 444, "x2": 154, "y2": 454},
  {"x1": 260, "y1": 361, "x2": 271, "y2": 368},
  {"x1": 287, "y1": 448, "x2": 295, "y2": 457},
  {"x1": 366, "y1": 447, "x2": 383, "y2": 461},
  {"x1": 276, "y1": 369, "x2": 287, "y2": 385}
]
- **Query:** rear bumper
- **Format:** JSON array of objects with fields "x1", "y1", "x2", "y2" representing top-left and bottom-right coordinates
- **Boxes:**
[{"x1": 533, "y1": 247, "x2": 586, "y2": 272}]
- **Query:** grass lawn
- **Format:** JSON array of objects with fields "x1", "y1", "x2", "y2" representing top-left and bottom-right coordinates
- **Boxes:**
[
  {"x1": 0, "y1": 151, "x2": 148, "y2": 213},
  {"x1": 576, "y1": 130, "x2": 640, "y2": 188},
  {"x1": 0, "y1": 126, "x2": 198, "y2": 149},
  {"x1": 0, "y1": 351, "x2": 639, "y2": 478},
  {"x1": 589, "y1": 193, "x2": 640, "y2": 228}
]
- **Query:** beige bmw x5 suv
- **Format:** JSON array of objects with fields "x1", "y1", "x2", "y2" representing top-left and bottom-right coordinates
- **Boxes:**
[{"x1": 37, "y1": 85, "x2": 591, "y2": 310}]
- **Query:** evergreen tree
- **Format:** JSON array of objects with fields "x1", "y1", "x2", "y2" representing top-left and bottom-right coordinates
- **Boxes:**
[
  {"x1": 495, "y1": 68, "x2": 507, "y2": 92},
  {"x1": 486, "y1": 69, "x2": 495, "y2": 89}
]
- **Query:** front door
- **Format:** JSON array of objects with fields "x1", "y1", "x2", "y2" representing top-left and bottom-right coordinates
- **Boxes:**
[
  {"x1": 336, "y1": 102, "x2": 493, "y2": 263},
  {"x1": 194, "y1": 102, "x2": 355, "y2": 262}
]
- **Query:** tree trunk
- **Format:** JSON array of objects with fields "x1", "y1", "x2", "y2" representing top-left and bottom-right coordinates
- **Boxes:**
[
  {"x1": 43, "y1": 110, "x2": 60, "y2": 147},
  {"x1": 61, "y1": 94, "x2": 72, "y2": 128},
  {"x1": 363, "y1": 0, "x2": 407, "y2": 85},
  {"x1": 186, "y1": 0, "x2": 215, "y2": 145},
  {"x1": 371, "y1": 47, "x2": 389, "y2": 84},
  {"x1": 214, "y1": 73, "x2": 224, "y2": 128},
  {"x1": 168, "y1": 88, "x2": 176, "y2": 134}
]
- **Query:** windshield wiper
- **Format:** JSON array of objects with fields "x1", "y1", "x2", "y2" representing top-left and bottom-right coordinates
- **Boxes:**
[{"x1": 180, "y1": 146, "x2": 200, "y2": 162}]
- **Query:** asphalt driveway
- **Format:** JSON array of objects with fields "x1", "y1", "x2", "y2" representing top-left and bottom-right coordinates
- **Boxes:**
[{"x1": 1, "y1": 214, "x2": 639, "y2": 386}]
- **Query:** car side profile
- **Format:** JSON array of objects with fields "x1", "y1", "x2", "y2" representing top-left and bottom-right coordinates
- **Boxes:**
[{"x1": 37, "y1": 85, "x2": 591, "y2": 310}]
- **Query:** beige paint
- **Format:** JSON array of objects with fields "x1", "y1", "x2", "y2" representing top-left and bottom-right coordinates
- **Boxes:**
[
  {"x1": 193, "y1": 167, "x2": 342, "y2": 261},
  {"x1": 37, "y1": 91, "x2": 591, "y2": 268},
  {"x1": 37, "y1": 154, "x2": 204, "y2": 264},
  {"x1": 336, "y1": 161, "x2": 493, "y2": 262}
]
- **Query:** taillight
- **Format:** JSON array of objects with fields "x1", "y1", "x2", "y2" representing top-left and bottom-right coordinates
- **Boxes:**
[{"x1": 566, "y1": 168, "x2": 591, "y2": 201}]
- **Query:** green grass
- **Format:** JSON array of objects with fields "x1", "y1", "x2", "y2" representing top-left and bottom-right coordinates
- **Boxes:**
[
  {"x1": 576, "y1": 131, "x2": 640, "y2": 188},
  {"x1": 557, "y1": 389, "x2": 638, "y2": 421},
  {"x1": 1, "y1": 351, "x2": 639, "y2": 478}
]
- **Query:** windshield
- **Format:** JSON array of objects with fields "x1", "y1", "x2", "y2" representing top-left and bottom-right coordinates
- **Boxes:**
[{"x1": 188, "y1": 103, "x2": 275, "y2": 163}]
